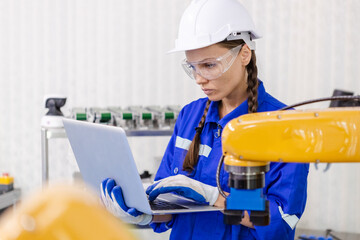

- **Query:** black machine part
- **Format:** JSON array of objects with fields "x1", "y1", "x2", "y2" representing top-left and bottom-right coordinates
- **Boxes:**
[
  {"x1": 45, "y1": 98, "x2": 67, "y2": 116},
  {"x1": 140, "y1": 170, "x2": 152, "y2": 179},
  {"x1": 329, "y1": 89, "x2": 360, "y2": 108},
  {"x1": 225, "y1": 164, "x2": 269, "y2": 190}
]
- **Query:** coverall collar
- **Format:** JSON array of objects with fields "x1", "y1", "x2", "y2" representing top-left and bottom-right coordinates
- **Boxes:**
[{"x1": 205, "y1": 80, "x2": 266, "y2": 128}]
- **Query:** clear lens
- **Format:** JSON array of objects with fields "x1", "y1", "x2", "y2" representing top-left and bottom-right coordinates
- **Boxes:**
[
  {"x1": 197, "y1": 61, "x2": 223, "y2": 79},
  {"x1": 181, "y1": 61, "x2": 195, "y2": 79},
  {"x1": 182, "y1": 44, "x2": 243, "y2": 80}
]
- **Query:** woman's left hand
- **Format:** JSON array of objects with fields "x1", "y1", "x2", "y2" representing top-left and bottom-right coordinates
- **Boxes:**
[
  {"x1": 100, "y1": 178, "x2": 152, "y2": 225},
  {"x1": 146, "y1": 174, "x2": 219, "y2": 206}
]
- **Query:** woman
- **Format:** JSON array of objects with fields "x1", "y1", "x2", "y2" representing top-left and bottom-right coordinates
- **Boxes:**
[{"x1": 101, "y1": 0, "x2": 309, "y2": 239}]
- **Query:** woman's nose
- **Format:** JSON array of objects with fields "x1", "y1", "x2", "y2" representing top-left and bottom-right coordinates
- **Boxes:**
[{"x1": 195, "y1": 73, "x2": 209, "y2": 84}]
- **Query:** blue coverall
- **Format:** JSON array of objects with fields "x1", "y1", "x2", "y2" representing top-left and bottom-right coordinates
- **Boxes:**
[{"x1": 150, "y1": 81, "x2": 309, "y2": 240}]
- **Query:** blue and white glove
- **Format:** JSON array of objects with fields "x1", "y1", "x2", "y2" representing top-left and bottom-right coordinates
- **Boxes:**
[
  {"x1": 146, "y1": 174, "x2": 219, "y2": 206},
  {"x1": 100, "y1": 178, "x2": 152, "y2": 225}
]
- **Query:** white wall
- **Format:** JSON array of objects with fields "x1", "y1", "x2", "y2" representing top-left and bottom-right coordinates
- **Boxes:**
[{"x1": 0, "y1": 0, "x2": 359, "y2": 234}]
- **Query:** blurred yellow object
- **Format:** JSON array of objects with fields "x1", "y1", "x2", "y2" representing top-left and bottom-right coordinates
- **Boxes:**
[
  {"x1": 0, "y1": 183, "x2": 138, "y2": 240},
  {"x1": 222, "y1": 108, "x2": 360, "y2": 165}
]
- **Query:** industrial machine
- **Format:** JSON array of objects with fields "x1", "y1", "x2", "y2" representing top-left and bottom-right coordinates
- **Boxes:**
[
  {"x1": 70, "y1": 105, "x2": 181, "y2": 130},
  {"x1": 218, "y1": 94, "x2": 360, "y2": 226}
]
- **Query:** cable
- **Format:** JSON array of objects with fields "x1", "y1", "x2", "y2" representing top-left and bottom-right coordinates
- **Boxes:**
[
  {"x1": 280, "y1": 95, "x2": 360, "y2": 110},
  {"x1": 216, "y1": 155, "x2": 227, "y2": 198}
]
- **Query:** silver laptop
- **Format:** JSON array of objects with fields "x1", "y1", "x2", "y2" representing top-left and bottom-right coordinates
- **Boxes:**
[{"x1": 63, "y1": 118, "x2": 222, "y2": 215}]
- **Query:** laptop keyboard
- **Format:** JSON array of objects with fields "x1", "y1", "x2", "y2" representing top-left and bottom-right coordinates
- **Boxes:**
[{"x1": 150, "y1": 199, "x2": 188, "y2": 210}]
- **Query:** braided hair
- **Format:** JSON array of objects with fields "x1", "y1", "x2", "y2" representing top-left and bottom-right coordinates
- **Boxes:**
[
  {"x1": 182, "y1": 40, "x2": 259, "y2": 173},
  {"x1": 182, "y1": 99, "x2": 211, "y2": 172}
]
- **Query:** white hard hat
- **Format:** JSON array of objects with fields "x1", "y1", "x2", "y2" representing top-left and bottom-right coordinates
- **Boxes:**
[{"x1": 169, "y1": 0, "x2": 261, "y2": 53}]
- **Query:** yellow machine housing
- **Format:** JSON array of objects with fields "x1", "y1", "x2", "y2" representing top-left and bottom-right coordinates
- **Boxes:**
[{"x1": 222, "y1": 108, "x2": 360, "y2": 165}]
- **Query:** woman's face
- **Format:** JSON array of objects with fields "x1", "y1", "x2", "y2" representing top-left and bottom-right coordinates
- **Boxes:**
[{"x1": 185, "y1": 44, "x2": 249, "y2": 102}]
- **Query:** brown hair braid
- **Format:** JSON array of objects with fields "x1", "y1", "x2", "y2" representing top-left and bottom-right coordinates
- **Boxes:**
[
  {"x1": 246, "y1": 51, "x2": 259, "y2": 113},
  {"x1": 182, "y1": 99, "x2": 211, "y2": 172}
]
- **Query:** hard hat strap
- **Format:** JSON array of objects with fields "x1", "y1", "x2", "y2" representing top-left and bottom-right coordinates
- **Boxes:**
[{"x1": 226, "y1": 32, "x2": 256, "y2": 50}]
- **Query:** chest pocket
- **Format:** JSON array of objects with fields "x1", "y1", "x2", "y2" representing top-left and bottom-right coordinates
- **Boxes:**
[{"x1": 171, "y1": 136, "x2": 212, "y2": 176}]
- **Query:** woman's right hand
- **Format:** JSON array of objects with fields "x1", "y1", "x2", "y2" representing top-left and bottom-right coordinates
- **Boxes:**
[{"x1": 100, "y1": 178, "x2": 153, "y2": 225}]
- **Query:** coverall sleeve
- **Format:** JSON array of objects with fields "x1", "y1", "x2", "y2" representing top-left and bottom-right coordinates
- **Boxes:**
[
  {"x1": 252, "y1": 162, "x2": 309, "y2": 240},
  {"x1": 149, "y1": 108, "x2": 185, "y2": 233}
]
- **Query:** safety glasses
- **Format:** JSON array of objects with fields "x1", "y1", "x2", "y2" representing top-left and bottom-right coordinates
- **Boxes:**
[{"x1": 181, "y1": 44, "x2": 243, "y2": 80}]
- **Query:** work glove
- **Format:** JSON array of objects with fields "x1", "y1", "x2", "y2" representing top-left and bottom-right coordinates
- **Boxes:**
[
  {"x1": 146, "y1": 174, "x2": 219, "y2": 206},
  {"x1": 100, "y1": 178, "x2": 152, "y2": 225}
]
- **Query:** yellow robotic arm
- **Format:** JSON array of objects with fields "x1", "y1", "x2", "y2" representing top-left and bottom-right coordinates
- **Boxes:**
[
  {"x1": 220, "y1": 107, "x2": 360, "y2": 225},
  {"x1": 223, "y1": 107, "x2": 360, "y2": 164}
]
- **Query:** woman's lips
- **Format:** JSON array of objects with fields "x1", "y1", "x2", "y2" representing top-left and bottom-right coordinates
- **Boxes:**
[{"x1": 202, "y1": 88, "x2": 214, "y2": 95}]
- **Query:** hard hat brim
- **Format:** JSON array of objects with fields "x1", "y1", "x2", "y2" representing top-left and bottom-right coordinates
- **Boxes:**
[{"x1": 167, "y1": 30, "x2": 262, "y2": 54}]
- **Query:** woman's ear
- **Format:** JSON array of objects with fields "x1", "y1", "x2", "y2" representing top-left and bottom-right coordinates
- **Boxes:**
[{"x1": 240, "y1": 44, "x2": 252, "y2": 66}]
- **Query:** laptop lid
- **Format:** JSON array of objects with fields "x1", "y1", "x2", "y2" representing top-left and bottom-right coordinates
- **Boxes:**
[{"x1": 63, "y1": 119, "x2": 153, "y2": 214}]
